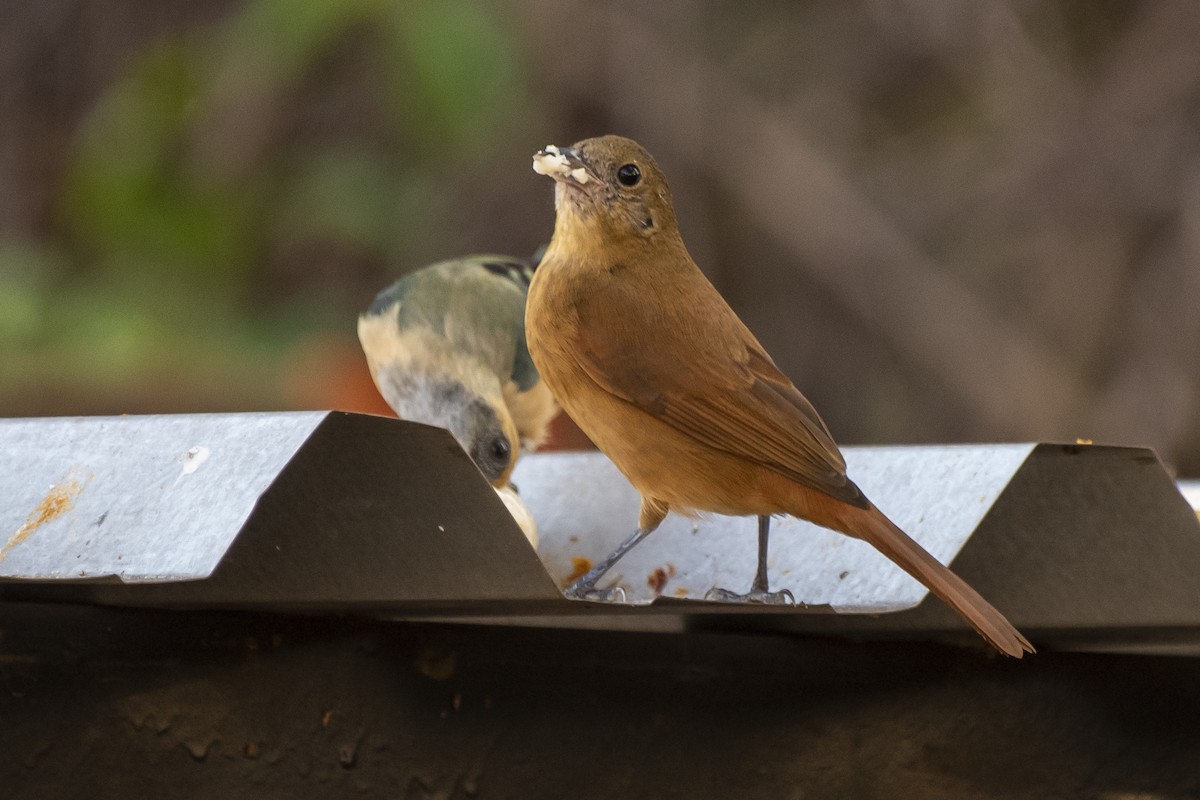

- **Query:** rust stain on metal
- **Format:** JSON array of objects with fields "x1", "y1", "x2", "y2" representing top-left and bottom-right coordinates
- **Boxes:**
[
  {"x1": 646, "y1": 563, "x2": 677, "y2": 596},
  {"x1": 1, "y1": 478, "x2": 84, "y2": 563},
  {"x1": 565, "y1": 556, "x2": 593, "y2": 584}
]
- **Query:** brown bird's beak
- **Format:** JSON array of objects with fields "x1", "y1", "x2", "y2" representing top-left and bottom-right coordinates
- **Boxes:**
[{"x1": 532, "y1": 144, "x2": 600, "y2": 190}]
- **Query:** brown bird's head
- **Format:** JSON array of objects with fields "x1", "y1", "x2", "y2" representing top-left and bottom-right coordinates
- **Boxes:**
[{"x1": 532, "y1": 135, "x2": 681, "y2": 257}]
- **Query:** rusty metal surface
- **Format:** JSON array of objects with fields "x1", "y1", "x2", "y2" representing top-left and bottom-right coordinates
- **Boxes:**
[{"x1": 2, "y1": 603, "x2": 1200, "y2": 800}]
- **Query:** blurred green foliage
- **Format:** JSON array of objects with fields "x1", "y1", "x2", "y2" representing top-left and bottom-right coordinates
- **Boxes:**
[{"x1": 2, "y1": 0, "x2": 530, "y2": 413}]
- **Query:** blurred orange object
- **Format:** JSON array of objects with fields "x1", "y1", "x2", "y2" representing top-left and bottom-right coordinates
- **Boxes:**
[{"x1": 280, "y1": 332, "x2": 395, "y2": 416}]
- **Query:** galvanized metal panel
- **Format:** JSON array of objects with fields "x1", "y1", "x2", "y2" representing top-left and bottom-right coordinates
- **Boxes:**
[
  {"x1": 733, "y1": 443, "x2": 1200, "y2": 646},
  {"x1": 7, "y1": 413, "x2": 1200, "y2": 652},
  {"x1": 514, "y1": 444, "x2": 1035, "y2": 611},
  {"x1": 0, "y1": 413, "x2": 325, "y2": 581},
  {"x1": 0, "y1": 412, "x2": 561, "y2": 609}
]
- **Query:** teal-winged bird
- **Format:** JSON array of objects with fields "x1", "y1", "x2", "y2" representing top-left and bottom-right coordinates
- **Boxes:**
[
  {"x1": 359, "y1": 255, "x2": 559, "y2": 544},
  {"x1": 526, "y1": 136, "x2": 1032, "y2": 657}
]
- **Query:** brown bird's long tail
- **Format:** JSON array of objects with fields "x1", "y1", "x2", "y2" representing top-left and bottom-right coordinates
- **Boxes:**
[{"x1": 845, "y1": 503, "x2": 1034, "y2": 658}]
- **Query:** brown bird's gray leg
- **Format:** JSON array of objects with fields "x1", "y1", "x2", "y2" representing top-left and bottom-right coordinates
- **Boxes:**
[
  {"x1": 563, "y1": 526, "x2": 654, "y2": 602},
  {"x1": 705, "y1": 515, "x2": 795, "y2": 605}
]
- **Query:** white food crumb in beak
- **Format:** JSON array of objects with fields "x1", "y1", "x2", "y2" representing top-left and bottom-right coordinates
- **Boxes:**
[
  {"x1": 532, "y1": 145, "x2": 590, "y2": 185},
  {"x1": 532, "y1": 150, "x2": 570, "y2": 177}
]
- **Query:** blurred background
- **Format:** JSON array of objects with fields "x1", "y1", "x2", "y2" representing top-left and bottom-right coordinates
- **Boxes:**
[{"x1": 3, "y1": 0, "x2": 1200, "y2": 471}]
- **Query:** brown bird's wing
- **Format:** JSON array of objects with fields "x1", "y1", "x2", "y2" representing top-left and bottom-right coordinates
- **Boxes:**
[{"x1": 572, "y1": 281, "x2": 866, "y2": 507}]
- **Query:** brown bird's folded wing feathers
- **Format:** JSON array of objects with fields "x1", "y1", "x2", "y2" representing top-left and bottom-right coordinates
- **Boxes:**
[{"x1": 572, "y1": 279, "x2": 866, "y2": 507}]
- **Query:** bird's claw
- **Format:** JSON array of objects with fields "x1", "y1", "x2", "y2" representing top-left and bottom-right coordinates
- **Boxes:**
[
  {"x1": 563, "y1": 582, "x2": 627, "y2": 603},
  {"x1": 704, "y1": 586, "x2": 796, "y2": 606}
]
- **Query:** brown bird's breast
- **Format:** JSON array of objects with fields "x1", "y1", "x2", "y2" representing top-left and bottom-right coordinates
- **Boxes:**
[{"x1": 526, "y1": 254, "x2": 814, "y2": 519}]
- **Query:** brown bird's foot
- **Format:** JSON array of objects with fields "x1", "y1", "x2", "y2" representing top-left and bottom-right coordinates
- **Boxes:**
[
  {"x1": 563, "y1": 580, "x2": 627, "y2": 603},
  {"x1": 702, "y1": 516, "x2": 794, "y2": 604},
  {"x1": 561, "y1": 525, "x2": 655, "y2": 603},
  {"x1": 704, "y1": 586, "x2": 796, "y2": 605}
]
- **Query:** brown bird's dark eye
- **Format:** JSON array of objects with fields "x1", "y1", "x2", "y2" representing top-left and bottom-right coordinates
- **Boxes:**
[{"x1": 617, "y1": 163, "x2": 641, "y2": 186}]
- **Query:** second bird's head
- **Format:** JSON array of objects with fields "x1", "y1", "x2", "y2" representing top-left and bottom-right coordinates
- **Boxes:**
[
  {"x1": 532, "y1": 135, "x2": 680, "y2": 251},
  {"x1": 377, "y1": 369, "x2": 519, "y2": 487}
]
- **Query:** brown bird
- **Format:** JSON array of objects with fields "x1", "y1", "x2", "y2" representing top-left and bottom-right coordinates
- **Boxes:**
[{"x1": 525, "y1": 135, "x2": 1033, "y2": 658}]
